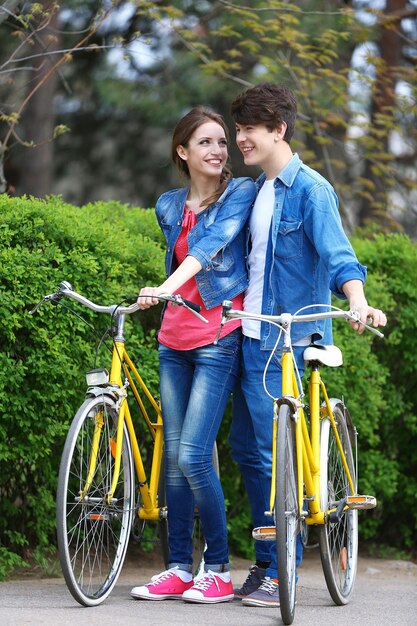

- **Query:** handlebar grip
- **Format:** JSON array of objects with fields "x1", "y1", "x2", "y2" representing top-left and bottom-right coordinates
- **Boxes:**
[{"x1": 182, "y1": 298, "x2": 201, "y2": 313}]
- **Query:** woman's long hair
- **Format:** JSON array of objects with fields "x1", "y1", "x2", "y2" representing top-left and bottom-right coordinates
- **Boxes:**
[{"x1": 171, "y1": 106, "x2": 232, "y2": 207}]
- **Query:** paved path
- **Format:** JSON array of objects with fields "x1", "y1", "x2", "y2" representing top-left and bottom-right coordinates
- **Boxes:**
[{"x1": 1, "y1": 550, "x2": 416, "y2": 626}]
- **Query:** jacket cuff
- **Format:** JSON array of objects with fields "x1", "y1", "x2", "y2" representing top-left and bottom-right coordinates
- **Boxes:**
[
  {"x1": 330, "y1": 262, "x2": 367, "y2": 299},
  {"x1": 187, "y1": 247, "x2": 211, "y2": 272}
]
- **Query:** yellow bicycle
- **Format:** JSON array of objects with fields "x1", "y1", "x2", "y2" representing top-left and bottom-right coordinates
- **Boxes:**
[
  {"x1": 219, "y1": 301, "x2": 383, "y2": 625},
  {"x1": 30, "y1": 281, "x2": 209, "y2": 606}
]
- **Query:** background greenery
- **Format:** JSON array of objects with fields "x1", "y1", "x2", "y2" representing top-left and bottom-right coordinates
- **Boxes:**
[
  {"x1": 1, "y1": 1, "x2": 416, "y2": 232},
  {"x1": 1, "y1": 196, "x2": 416, "y2": 579}
]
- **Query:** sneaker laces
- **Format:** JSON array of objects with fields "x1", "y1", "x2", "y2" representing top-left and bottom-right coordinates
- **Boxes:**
[
  {"x1": 241, "y1": 565, "x2": 261, "y2": 588},
  {"x1": 258, "y1": 576, "x2": 278, "y2": 594},
  {"x1": 149, "y1": 569, "x2": 176, "y2": 587},
  {"x1": 192, "y1": 571, "x2": 220, "y2": 592}
]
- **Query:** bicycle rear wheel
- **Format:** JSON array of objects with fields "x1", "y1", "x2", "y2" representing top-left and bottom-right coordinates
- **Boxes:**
[
  {"x1": 56, "y1": 395, "x2": 134, "y2": 606},
  {"x1": 319, "y1": 403, "x2": 358, "y2": 605},
  {"x1": 275, "y1": 404, "x2": 299, "y2": 625}
]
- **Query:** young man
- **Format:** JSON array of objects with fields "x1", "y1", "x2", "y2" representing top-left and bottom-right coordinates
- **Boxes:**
[{"x1": 229, "y1": 83, "x2": 387, "y2": 608}]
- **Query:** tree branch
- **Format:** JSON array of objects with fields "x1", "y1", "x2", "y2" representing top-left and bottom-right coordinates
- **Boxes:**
[{"x1": 2, "y1": 5, "x2": 115, "y2": 150}]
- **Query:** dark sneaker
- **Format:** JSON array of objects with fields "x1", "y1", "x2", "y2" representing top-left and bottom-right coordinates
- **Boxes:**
[
  {"x1": 234, "y1": 564, "x2": 267, "y2": 598},
  {"x1": 241, "y1": 576, "x2": 279, "y2": 607}
]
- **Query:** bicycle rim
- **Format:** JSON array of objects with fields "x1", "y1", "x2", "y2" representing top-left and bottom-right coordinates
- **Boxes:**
[
  {"x1": 56, "y1": 395, "x2": 134, "y2": 606},
  {"x1": 276, "y1": 404, "x2": 298, "y2": 625},
  {"x1": 319, "y1": 405, "x2": 358, "y2": 605}
]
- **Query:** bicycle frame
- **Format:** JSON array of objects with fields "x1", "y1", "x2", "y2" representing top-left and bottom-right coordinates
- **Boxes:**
[
  {"x1": 109, "y1": 338, "x2": 164, "y2": 522},
  {"x1": 30, "y1": 283, "x2": 209, "y2": 526},
  {"x1": 218, "y1": 304, "x2": 375, "y2": 528},
  {"x1": 72, "y1": 309, "x2": 165, "y2": 523},
  {"x1": 270, "y1": 348, "x2": 356, "y2": 526}
]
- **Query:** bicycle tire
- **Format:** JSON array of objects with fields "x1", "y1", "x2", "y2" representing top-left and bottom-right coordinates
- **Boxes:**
[
  {"x1": 319, "y1": 403, "x2": 358, "y2": 605},
  {"x1": 275, "y1": 404, "x2": 298, "y2": 625},
  {"x1": 56, "y1": 394, "x2": 134, "y2": 606}
]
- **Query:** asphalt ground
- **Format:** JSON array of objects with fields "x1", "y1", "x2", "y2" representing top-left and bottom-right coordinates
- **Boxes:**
[{"x1": 1, "y1": 548, "x2": 416, "y2": 626}]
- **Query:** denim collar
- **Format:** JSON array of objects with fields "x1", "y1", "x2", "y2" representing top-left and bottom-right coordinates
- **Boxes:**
[
  {"x1": 255, "y1": 152, "x2": 302, "y2": 190},
  {"x1": 173, "y1": 183, "x2": 227, "y2": 214}
]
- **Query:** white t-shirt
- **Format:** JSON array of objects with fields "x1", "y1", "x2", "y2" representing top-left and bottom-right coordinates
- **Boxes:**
[
  {"x1": 242, "y1": 179, "x2": 275, "y2": 338},
  {"x1": 243, "y1": 178, "x2": 310, "y2": 346}
]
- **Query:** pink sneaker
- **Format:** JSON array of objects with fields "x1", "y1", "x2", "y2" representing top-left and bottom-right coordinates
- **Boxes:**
[
  {"x1": 130, "y1": 567, "x2": 193, "y2": 600},
  {"x1": 182, "y1": 570, "x2": 234, "y2": 604}
]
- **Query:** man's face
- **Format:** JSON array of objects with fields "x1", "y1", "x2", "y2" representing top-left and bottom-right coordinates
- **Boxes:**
[{"x1": 235, "y1": 123, "x2": 280, "y2": 170}]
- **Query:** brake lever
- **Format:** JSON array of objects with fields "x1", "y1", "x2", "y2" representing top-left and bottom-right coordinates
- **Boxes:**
[
  {"x1": 213, "y1": 300, "x2": 233, "y2": 345},
  {"x1": 160, "y1": 294, "x2": 209, "y2": 324},
  {"x1": 29, "y1": 293, "x2": 58, "y2": 315},
  {"x1": 182, "y1": 303, "x2": 209, "y2": 324},
  {"x1": 348, "y1": 310, "x2": 384, "y2": 338}
]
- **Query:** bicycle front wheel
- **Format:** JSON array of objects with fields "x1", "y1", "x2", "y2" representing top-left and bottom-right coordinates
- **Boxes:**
[
  {"x1": 56, "y1": 395, "x2": 134, "y2": 606},
  {"x1": 275, "y1": 404, "x2": 299, "y2": 625},
  {"x1": 319, "y1": 403, "x2": 358, "y2": 605}
]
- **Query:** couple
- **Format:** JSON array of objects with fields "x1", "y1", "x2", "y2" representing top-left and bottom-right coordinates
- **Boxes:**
[{"x1": 130, "y1": 83, "x2": 387, "y2": 607}]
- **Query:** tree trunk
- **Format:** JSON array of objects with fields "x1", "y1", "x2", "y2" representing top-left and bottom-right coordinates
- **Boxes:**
[
  {"x1": 358, "y1": 0, "x2": 405, "y2": 227},
  {"x1": 18, "y1": 2, "x2": 60, "y2": 197}
]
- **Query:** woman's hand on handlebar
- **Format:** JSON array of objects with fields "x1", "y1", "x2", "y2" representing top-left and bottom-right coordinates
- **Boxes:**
[{"x1": 137, "y1": 286, "x2": 169, "y2": 310}]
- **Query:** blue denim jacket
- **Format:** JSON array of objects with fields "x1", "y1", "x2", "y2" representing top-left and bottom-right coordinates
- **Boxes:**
[
  {"x1": 156, "y1": 177, "x2": 256, "y2": 309},
  {"x1": 257, "y1": 153, "x2": 367, "y2": 349}
]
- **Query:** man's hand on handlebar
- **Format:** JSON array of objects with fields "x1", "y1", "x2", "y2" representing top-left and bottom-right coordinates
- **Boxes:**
[{"x1": 348, "y1": 302, "x2": 387, "y2": 335}]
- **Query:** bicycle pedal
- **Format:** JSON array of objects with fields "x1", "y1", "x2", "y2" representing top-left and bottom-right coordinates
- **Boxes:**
[
  {"x1": 252, "y1": 526, "x2": 276, "y2": 541},
  {"x1": 346, "y1": 495, "x2": 377, "y2": 510}
]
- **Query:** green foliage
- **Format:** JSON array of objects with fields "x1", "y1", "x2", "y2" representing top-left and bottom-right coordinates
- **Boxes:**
[
  {"x1": 349, "y1": 232, "x2": 417, "y2": 551},
  {"x1": 0, "y1": 546, "x2": 29, "y2": 579},
  {"x1": 0, "y1": 195, "x2": 165, "y2": 577},
  {"x1": 158, "y1": 1, "x2": 416, "y2": 227}
]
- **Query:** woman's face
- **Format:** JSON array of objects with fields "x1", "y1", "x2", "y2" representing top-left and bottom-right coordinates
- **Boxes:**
[{"x1": 177, "y1": 121, "x2": 228, "y2": 180}]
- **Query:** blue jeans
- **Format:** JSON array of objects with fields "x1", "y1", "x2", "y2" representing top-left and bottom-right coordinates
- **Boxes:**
[
  {"x1": 229, "y1": 336, "x2": 304, "y2": 580},
  {"x1": 159, "y1": 329, "x2": 242, "y2": 574}
]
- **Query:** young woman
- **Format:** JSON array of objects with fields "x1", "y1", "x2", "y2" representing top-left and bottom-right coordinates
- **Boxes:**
[{"x1": 130, "y1": 107, "x2": 256, "y2": 604}]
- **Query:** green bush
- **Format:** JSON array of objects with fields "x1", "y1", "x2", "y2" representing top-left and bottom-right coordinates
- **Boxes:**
[
  {"x1": 0, "y1": 197, "x2": 416, "y2": 578},
  {"x1": 349, "y1": 232, "x2": 417, "y2": 552},
  {"x1": 0, "y1": 195, "x2": 165, "y2": 576}
]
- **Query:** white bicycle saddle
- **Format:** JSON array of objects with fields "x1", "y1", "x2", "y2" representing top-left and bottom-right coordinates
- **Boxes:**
[{"x1": 303, "y1": 344, "x2": 343, "y2": 367}]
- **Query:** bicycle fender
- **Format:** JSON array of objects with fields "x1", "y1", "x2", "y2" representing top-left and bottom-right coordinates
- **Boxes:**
[
  {"x1": 85, "y1": 386, "x2": 118, "y2": 403},
  {"x1": 324, "y1": 398, "x2": 357, "y2": 449}
]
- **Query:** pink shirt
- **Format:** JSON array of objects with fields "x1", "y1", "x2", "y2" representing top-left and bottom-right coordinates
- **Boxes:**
[{"x1": 158, "y1": 206, "x2": 243, "y2": 350}]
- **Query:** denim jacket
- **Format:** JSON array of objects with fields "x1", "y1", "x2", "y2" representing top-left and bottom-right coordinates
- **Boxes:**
[
  {"x1": 257, "y1": 153, "x2": 367, "y2": 350},
  {"x1": 156, "y1": 177, "x2": 256, "y2": 309}
]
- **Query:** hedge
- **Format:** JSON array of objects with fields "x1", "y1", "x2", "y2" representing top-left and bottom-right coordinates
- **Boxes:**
[{"x1": 0, "y1": 196, "x2": 415, "y2": 578}]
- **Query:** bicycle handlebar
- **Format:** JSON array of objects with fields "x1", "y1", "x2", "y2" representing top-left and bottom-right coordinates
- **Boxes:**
[
  {"x1": 29, "y1": 281, "x2": 209, "y2": 323},
  {"x1": 220, "y1": 300, "x2": 384, "y2": 338}
]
